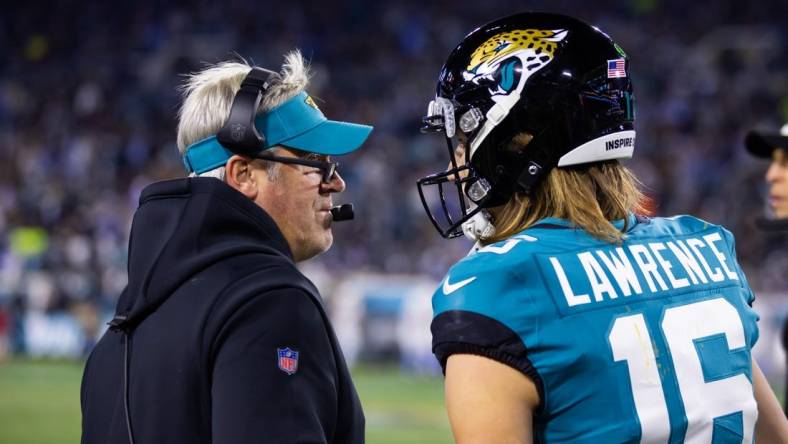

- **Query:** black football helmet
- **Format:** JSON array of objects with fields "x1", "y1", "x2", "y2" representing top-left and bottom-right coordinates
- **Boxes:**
[{"x1": 417, "y1": 12, "x2": 636, "y2": 239}]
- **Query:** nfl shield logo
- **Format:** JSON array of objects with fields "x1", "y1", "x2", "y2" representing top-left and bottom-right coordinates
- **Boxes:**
[{"x1": 277, "y1": 347, "x2": 299, "y2": 375}]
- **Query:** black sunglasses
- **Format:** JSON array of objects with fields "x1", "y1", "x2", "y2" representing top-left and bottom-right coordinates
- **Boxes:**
[{"x1": 255, "y1": 152, "x2": 339, "y2": 184}]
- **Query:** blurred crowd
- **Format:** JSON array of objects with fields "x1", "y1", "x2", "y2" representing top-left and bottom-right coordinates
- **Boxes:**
[{"x1": 0, "y1": 0, "x2": 787, "y2": 358}]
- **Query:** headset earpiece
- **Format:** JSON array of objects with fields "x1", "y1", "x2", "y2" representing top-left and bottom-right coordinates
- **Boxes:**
[{"x1": 216, "y1": 67, "x2": 277, "y2": 157}]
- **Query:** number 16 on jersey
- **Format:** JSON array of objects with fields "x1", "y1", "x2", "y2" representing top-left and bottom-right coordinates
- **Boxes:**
[{"x1": 608, "y1": 298, "x2": 757, "y2": 443}]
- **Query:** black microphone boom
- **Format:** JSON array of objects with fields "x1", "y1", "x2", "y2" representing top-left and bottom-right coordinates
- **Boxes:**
[{"x1": 330, "y1": 204, "x2": 355, "y2": 222}]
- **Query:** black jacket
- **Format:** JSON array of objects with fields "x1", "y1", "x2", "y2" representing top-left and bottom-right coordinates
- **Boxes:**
[{"x1": 81, "y1": 177, "x2": 364, "y2": 444}]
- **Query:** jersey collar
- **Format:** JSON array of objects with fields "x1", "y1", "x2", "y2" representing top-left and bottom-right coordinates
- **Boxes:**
[{"x1": 530, "y1": 212, "x2": 639, "y2": 232}]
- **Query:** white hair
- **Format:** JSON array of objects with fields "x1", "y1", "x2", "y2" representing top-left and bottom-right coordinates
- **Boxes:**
[{"x1": 176, "y1": 50, "x2": 312, "y2": 178}]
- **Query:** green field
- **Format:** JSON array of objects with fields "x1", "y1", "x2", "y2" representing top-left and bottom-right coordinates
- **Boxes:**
[
  {"x1": 6, "y1": 359, "x2": 781, "y2": 444},
  {"x1": 0, "y1": 360, "x2": 452, "y2": 444}
]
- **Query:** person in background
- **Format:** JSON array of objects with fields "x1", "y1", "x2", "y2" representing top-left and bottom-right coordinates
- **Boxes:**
[
  {"x1": 746, "y1": 122, "x2": 788, "y2": 415},
  {"x1": 80, "y1": 50, "x2": 372, "y2": 444},
  {"x1": 417, "y1": 12, "x2": 788, "y2": 443},
  {"x1": 746, "y1": 123, "x2": 788, "y2": 224}
]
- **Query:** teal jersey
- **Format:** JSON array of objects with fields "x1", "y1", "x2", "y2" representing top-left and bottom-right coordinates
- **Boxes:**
[{"x1": 431, "y1": 214, "x2": 759, "y2": 444}]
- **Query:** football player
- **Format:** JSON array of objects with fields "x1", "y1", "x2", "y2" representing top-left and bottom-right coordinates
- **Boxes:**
[{"x1": 417, "y1": 12, "x2": 788, "y2": 443}]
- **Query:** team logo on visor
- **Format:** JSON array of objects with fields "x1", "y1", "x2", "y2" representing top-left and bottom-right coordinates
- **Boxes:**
[
  {"x1": 466, "y1": 29, "x2": 568, "y2": 99},
  {"x1": 304, "y1": 95, "x2": 320, "y2": 111}
]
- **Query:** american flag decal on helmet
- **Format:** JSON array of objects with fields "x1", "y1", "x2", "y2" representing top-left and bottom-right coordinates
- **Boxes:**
[
  {"x1": 607, "y1": 58, "x2": 626, "y2": 78},
  {"x1": 277, "y1": 347, "x2": 299, "y2": 375}
]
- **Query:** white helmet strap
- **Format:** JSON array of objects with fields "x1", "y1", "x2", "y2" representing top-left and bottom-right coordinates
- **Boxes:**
[{"x1": 469, "y1": 92, "x2": 521, "y2": 159}]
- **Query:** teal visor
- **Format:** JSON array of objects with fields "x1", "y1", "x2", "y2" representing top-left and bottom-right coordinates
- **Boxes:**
[{"x1": 182, "y1": 91, "x2": 373, "y2": 174}]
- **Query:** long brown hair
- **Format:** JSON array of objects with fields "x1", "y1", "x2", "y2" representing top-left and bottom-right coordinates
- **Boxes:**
[{"x1": 483, "y1": 134, "x2": 647, "y2": 245}]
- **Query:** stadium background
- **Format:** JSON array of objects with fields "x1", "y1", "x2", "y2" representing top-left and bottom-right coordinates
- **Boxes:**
[{"x1": 0, "y1": 0, "x2": 786, "y2": 442}]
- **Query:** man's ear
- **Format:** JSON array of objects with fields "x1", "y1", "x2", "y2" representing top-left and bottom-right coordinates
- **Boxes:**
[{"x1": 225, "y1": 155, "x2": 258, "y2": 199}]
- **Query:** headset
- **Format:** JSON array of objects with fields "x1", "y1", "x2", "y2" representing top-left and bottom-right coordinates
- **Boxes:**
[
  {"x1": 218, "y1": 67, "x2": 354, "y2": 221},
  {"x1": 217, "y1": 67, "x2": 276, "y2": 156}
]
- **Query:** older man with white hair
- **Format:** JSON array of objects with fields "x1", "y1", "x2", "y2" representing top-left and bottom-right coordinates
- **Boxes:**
[{"x1": 80, "y1": 50, "x2": 372, "y2": 444}]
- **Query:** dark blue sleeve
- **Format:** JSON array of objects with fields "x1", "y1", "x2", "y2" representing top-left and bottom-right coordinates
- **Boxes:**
[
  {"x1": 431, "y1": 310, "x2": 544, "y2": 407},
  {"x1": 210, "y1": 287, "x2": 338, "y2": 444}
]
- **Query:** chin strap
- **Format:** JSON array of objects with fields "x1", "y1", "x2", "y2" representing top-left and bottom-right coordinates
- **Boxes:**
[
  {"x1": 462, "y1": 208, "x2": 496, "y2": 241},
  {"x1": 468, "y1": 92, "x2": 521, "y2": 159}
]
